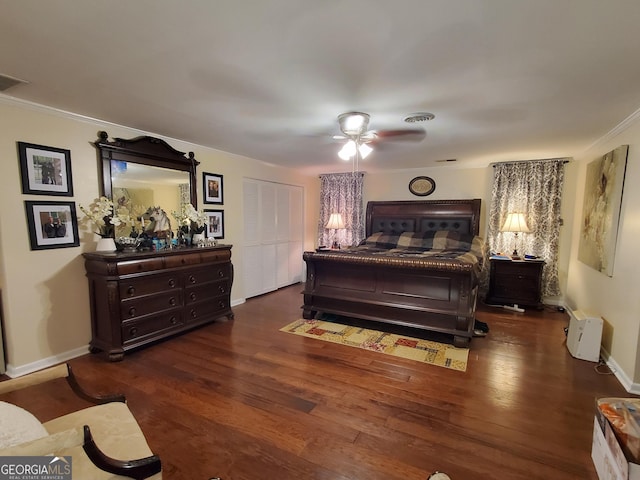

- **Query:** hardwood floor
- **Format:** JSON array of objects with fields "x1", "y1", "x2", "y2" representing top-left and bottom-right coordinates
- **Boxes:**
[{"x1": 1, "y1": 283, "x2": 630, "y2": 479}]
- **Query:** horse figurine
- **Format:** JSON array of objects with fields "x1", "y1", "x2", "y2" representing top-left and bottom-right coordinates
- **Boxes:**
[{"x1": 140, "y1": 206, "x2": 172, "y2": 239}]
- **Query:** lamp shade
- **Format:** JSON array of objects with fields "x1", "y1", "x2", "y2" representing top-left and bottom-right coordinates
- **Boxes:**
[
  {"x1": 325, "y1": 213, "x2": 345, "y2": 229},
  {"x1": 501, "y1": 212, "x2": 531, "y2": 233}
]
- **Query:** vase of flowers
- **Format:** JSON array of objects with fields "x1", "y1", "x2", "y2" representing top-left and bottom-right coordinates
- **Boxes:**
[
  {"x1": 171, "y1": 204, "x2": 207, "y2": 246},
  {"x1": 79, "y1": 196, "x2": 128, "y2": 252}
]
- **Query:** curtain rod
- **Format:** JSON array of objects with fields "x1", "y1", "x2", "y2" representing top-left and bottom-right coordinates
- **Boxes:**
[
  {"x1": 491, "y1": 158, "x2": 570, "y2": 167},
  {"x1": 318, "y1": 171, "x2": 366, "y2": 178}
]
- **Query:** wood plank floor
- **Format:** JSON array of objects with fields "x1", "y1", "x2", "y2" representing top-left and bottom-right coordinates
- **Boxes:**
[{"x1": 1, "y1": 283, "x2": 631, "y2": 480}]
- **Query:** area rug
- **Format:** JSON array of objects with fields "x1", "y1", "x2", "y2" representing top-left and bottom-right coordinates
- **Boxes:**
[{"x1": 280, "y1": 319, "x2": 469, "y2": 371}]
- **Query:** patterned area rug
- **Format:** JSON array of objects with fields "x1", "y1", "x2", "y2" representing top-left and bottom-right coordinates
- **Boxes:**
[{"x1": 280, "y1": 318, "x2": 469, "y2": 371}]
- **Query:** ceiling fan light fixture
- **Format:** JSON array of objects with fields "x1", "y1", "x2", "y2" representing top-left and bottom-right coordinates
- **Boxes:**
[
  {"x1": 338, "y1": 112, "x2": 370, "y2": 136},
  {"x1": 358, "y1": 142, "x2": 373, "y2": 159},
  {"x1": 404, "y1": 112, "x2": 435, "y2": 123},
  {"x1": 337, "y1": 140, "x2": 373, "y2": 160},
  {"x1": 338, "y1": 140, "x2": 357, "y2": 160}
]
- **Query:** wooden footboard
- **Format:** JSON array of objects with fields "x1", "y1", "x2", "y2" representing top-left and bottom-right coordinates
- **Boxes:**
[{"x1": 302, "y1": 252, "x2": 478, "y2": 347}]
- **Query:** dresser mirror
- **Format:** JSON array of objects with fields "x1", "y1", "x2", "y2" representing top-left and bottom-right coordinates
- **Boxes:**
[{"x1": 95, "y1": 131, "x2": 199, "y2": 237}]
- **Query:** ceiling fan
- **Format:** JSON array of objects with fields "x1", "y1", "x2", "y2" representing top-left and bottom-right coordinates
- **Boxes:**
[{"x1": 332, "y1": 111, "x2": 431, "y2": 160}]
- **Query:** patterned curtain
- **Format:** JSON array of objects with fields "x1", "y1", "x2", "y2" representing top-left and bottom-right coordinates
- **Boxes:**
[
  {"x1": 487, "y1": 159, "x2": 566, "y2": 296},
  {"x1": 178, "y1": 183, "x2": 190, "y2": 206},
  {"x1": 317, "y1": 172, "x2": 365, "y2": 248}
]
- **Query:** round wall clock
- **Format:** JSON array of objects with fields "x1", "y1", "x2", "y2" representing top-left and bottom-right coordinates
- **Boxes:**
[{"x1": 408, "y1": 176, "x2": 436, "y2": 196}]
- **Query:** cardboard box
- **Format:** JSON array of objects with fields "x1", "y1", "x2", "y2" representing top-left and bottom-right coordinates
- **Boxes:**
[{"x1": 592, "y1": 409, "x2": 640, "y2": 479}]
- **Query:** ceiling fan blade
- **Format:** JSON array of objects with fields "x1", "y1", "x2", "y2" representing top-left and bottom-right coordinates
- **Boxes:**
[{"x1": 373, "y1": 128, "x2": 426, "y2": 141}]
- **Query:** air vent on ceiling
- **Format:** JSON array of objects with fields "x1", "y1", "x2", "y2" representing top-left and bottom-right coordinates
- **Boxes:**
[
  {"x1": 436, "y1": 158, "x2": 457, "y2": 163},
  {"x1": 404, "y1": 112, "x2": 435, "y2": 123},
  {"x1": 0, "y1": 74, "x2": 29, "y2": 92}
]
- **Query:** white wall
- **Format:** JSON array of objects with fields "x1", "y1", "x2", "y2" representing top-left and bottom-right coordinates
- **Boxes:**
[
  {"x1": 0, "y1": 97, "x2": 319, "y2": 374},
  {"x1": 566, "y1": 114, "x2": 640, "y2": 390}
]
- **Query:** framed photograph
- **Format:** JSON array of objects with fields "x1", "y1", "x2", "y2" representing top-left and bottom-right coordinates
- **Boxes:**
[
  {"x1": 18, "y1": 142, "x2": 74, "y2": 196},
  {"x1": 203, "y1": 172, "x2": 223, "y2": 204},
  {"x1": 204, "y1": 209, "x2": 224, "y2": 239},
  {"x1": 25, "y1": 200, "x2": 80, "y2": 250}
]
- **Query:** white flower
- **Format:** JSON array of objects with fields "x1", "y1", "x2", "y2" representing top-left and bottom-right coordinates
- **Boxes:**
[
  {"x1": 171, "y1": 204, "x2": 207, "y2": 230},
  {"x1": 79, "y1": 196, "x2": 115, "y2": 237}
]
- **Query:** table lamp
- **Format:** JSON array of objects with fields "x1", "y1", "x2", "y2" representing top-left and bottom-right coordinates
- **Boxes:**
[
  {"x1": 501, "y1": 212, "x2": 530, "y2": 258},
  {"x1": 325, "y1": 213, "x2": 345, "y2": 249}
]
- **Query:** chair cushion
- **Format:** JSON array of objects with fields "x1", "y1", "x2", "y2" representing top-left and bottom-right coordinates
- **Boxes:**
[
  {"x1": 0, "y1": 401, "x2": 48, "y2": 448},
  {"x1": 44, "y1": 402, "x2": 160, "y2": 479}
]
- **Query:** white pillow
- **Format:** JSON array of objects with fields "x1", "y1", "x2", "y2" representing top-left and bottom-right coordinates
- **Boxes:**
[{"x1": 0, "y1": 401, "x2": 48, "y2": 449}]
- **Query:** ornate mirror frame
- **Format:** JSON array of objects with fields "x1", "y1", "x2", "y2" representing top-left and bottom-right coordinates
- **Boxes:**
[{"x1": 94, "y1": 131, "x2": 199, "y2": 208}]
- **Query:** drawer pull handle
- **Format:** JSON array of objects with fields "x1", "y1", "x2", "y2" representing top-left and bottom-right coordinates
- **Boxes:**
[
  {"x1": 170, "y1": 316, "x2": 178, "y2": 325},
  {"x1": 127, "y1": 286, "x2": 135, "y2": 296},
  {"x1": 128, "y1": 307, "x2": 137, "y2": 317},
  {"x1": 168, "y1": 279, "x2": 176, "y2": 288},
  {"x1": 218, "y1": 285, "x2": 225, "y2": 294},
  {"x1": 129, "y1": 327, "x2": 138, "y2": 337},
  {"x1": 218, "y1": 301, "x2": 225, "y2": 308},
  {"x1": 189, "y1": 275, "x2": 196, "y2": 284},
  {"x1": 218, "y1": 270, "x2": 224, "y2": 278},
  {"x1": 169, "y1": 297, "x2": 177, "y2": 306},
  {"x1": 190, "y1": 309, "x2": 197, "y2": 319},
  {"x1": 190, "y1": 292, "x2": 197, "y2": 301}
]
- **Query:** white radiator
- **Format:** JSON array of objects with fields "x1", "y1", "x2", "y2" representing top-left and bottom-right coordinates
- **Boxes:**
[{"x1": 566, "y1": 308, "x2": 603, "y2": 363}]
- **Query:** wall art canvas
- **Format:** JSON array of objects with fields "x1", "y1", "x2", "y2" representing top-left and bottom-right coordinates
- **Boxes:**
[{"x1": 577, "y1": 145, "x2": 628, "y2": 276}]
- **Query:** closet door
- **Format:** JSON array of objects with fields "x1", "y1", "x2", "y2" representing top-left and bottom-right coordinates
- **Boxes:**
[{"x1": 243, "y1": 179, "x2": 303, "y2": 299}]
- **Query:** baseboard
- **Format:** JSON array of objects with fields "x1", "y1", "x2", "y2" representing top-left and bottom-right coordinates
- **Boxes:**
[
  {"x1": 4, "y1": 345, "x2": 89, "y2": 378},
  {"x1": 231, "y1": 298, "x2": 246, "y2": 307},
  {"x1": 601, "y1": 348, "x2": 640, "y2": 394}
]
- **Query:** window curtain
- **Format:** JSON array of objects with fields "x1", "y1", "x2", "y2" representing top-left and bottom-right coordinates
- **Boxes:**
[
  {"x1": 317, "y1": 172, "x2": 365, "y2": 248},
  {"x1": 487, "y1": 159, "x2": 566, "y2": 297}
]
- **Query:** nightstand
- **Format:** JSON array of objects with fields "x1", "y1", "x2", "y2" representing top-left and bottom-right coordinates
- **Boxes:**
[{"x1": 486, "y1": 258, "x2": 545, "y2": 309}]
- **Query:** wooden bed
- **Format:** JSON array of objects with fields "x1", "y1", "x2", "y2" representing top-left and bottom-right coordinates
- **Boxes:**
[{"x1": 302, "y1": 199, "x2": 483, "y2": 347}]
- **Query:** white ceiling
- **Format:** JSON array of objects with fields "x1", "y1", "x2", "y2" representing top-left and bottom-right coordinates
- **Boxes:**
[{"x1": 2, "y1": 1, "x2": 640, "y2": 174}]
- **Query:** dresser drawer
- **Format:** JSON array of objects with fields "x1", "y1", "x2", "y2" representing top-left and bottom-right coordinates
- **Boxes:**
[
  {"x1": 199, "y1": 249, "x2": 232, "y2": 263},
  {"x1": 185, "y1": 297, "x2": 230, "y2": 323},
  {"x1": 116, "y1": 258, "x2": 164, "y2": 275},
  {"x1": 184, "y1": 264, "x2": 231, "y2": 286},
  {"x1": 185, "y1": 279, "x2": 230, "y2": 304},
  {"x1": 164, "y1": 253, "x2": 203, "y2": 268},
  {"x1": 119, "y1": 273, "x2": 180, "y2": 299},
  {"x1": 122, "y1": 312, "x2": 184, "y2": 345},
  {"x1": 120, "y1": 291, "x2": 183, "y2": 319},
  {"x1": 492, "y1": 262, "x2": 539, "y2": 278}
]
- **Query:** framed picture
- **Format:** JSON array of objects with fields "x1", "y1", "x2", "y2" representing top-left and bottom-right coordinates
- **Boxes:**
[
  {"x1": 18, "y1": 142, "x2": 74, "y2": 196},
  {"x1": 203, "y1": 172, "x2": 223, "y2": 204},
  {"x1": 408, "y1": 176, "x2": 436, "y2": 196},
  {"x1": 204, "y1": 209, "x2": 224, "y2": 239},
  {"x1": 24, "y1": 200, "x2": 80, "y2": 250}
]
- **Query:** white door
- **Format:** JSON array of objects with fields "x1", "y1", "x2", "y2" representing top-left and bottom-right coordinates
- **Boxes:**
[{"x1": 243, "y1": 179, "x2": 304, "y2": 299}]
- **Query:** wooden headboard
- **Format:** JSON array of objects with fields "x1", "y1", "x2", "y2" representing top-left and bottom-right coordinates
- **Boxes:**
[{"x1": 366, "y1": 199, "x2": 481, "y2": 237}]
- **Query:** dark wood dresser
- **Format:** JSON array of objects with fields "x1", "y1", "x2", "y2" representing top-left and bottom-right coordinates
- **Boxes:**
[
  {"x1": 486, "y1": 258, "x2": 545, "y2": 309},
  {"x1": 83, "y1": 245, "x2": 233, "y2": 361}
]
